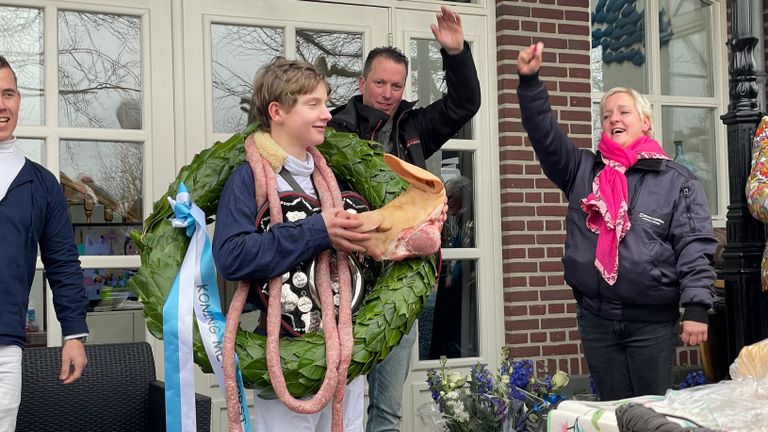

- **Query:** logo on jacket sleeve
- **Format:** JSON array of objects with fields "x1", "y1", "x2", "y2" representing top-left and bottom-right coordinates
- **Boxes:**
[{"x1": 638, "y1": 212, "x2": 665, "y2": 226}]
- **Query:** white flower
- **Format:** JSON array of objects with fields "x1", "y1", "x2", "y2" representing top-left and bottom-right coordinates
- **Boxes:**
[
  {"x1": 551, "y1": 370, "x2": 569, "y2": 390},
  {"x1": 446, "y1": 371, "x2": 466, "y2": 390}
]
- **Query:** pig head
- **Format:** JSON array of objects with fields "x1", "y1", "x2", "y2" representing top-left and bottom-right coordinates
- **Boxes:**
[{"x1": 357, "y1": 154, "x2": 447, "y2": 261}]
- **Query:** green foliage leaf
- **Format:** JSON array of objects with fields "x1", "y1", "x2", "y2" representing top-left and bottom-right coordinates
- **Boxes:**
[{"x1": 128, "y1": 123, "x2": 438, "y2": 398}]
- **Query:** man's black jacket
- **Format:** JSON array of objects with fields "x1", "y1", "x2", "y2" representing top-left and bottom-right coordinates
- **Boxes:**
[{"x1": 329, "y1": 42, "x2": 481, "y2": 169}]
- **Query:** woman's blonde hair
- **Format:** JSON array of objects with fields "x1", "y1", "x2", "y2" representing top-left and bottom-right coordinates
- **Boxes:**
[
  {"x1": 600, "y1": 87, "x2": 654, "y2": 137},
  {"x1": 249, "y1": 57, "x2": 328, "y2": 132}
]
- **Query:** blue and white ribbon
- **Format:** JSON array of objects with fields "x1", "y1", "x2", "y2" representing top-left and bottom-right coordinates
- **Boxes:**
[{"x1": 163, "y1": 182, "x2": 252, "y2": 432}]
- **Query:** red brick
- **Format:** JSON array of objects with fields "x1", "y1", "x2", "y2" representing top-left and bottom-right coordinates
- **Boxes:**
[
  {"x1": 497, "y1": 18, "x2": 520, "y2": 31},
  {"x1": 560, "y1": 110, "x2": 591, "y2": 122},
  {"x1": 565, "y1": 10, "x2": 590, "y2": 21},
  {"x1": 503, "y1": 276, "x2": 528, "y2": 288},
  {"x1": 539, "y1": 65, "x2": 567, "y2": 78},
  {"x1": 524, "y1": 192, "x2": 542, "y2": 203},
  {"x1": 510, "y1": 345, "x2": 542, "y2": 358},
  {"x1": 526, "y1": 220, "x2": 544, "y2": 231},
  {"x1": 505, "y1": 305, "x2": 528, "y2": 316},
  {"x1": 502, "y1": 233, "x2": 536, "y2": 245},
  {"x1": 528, "y1": 248, "x2": 545, "y2": 259},
  {"x1": 498, "y1": 34, "x2": 534, "y2": 47},
  {"x1": 506, "y1": 332, "x2": 529, "y2": 345},
  {"x1": 500, "y1": 164, "x2": 524, "y2": 175},
  {"x1": 507, "y1": 261, "x2": 538, "y2": 273},
  {"x1": 499, "y1": 121, "x2": 526, "y2": 133},
  {"x1": 559, "y1": 81, "x2": 591, "y2": 93},
  {"x1": 568, "y1": 39, "x2": 591, "y2": 51},
  {"x1": 550, "y1": 331, "x2": 566, "y2": 342},
  {"x1": 558, "y1": 23, "x2": 589, "y2": 36},
  {"x1": 549, "y1": 95, "x2": 568, "y2": 106},
  {"x1": 557, "y1": 0, "x2": 589, "y2": 7},
  {"x1": 569, "y1": 122, "x2": 593, "y2": 134},
  {"x1": 536, "y1": 233, "x2": 566, "y2": 244},
  {"x1": 531, "y1": 332, "x2": 547, "y2": 343},
  {"x1": 548, "y1": 303, "x2": 565, "y2": 314},
  {"x1": 539, "y1": 261, "x2": 563, "y2": 272},
  {"x1": 536, "y1": 205, "x2": 567, "y2": 217},
  {"x1": 535, "y1": 177, "x2": 558, "y2": 189},
  {"x1": 501, "y1": 192, "x2": 524, "y2": 203},
  {"x1": 544, "y1": 219, "x2": 563, "y2": 230},
  {"x1": 501, "y1": 206, "x2": 535, "y2": 217},
  {"x1": 548, "y1": 274, "x2": 565, "y2": 285},
  {"x1": 541, "y1": 289, "x2": 574, "y2": 301},
  {"x1": 566, "y1": 302, "x2": 577, "y2": 313},
  {"x1": 501, "y1": 220, "x2": 525, "y2": 231},
  {"x1": 529, "y1": 276, "x2": 548, "y2": 287},
  {"x1": 524, "y1": 164, "x2": 543, "y2": 175},
  {"x1": 540, "y1": 22, "x2": 556, "y2": 34},
  {"x1": 541, "y1": 317, "x2": 577, "y2": 329},
  {"x1": 501, "y1": 177, "x2": 535, "y2": 188},
  {"x1": 506, "y1": 289, "x2": 539, "y2": 302},
  {"x1": 569, "y1": 357, "x2": 581, "y2": 374},
  {"x1": 569, "y1": 96, "x2": 591, "y2": 107},
  {"x1": 504, "y1": 247, "x2": 527, "y2": 259},
  {"x1": 529, "y1": 304, "x2": 547, "y2": 315},
  {"x1": 532, "y1": 7, "x2": 564, "y2": 20},
  {"x1": 568, "y1": 67, "x2": 591, "y2": 79},
  {"x1": 559, "y1": 53, "x2": 590, "y2": 65},
  {"x1": 543, "y1": 192, "x2": 564, "y2": 203},
  {"x1": 537, "y1": 37, "x2": 568, "y2": 50},
  {"x1": 568, "y1": 329, "x2": 580, "y2": 340},
  {"x1": 521, "y1": 21, "x2": 537, "y2": 32},
  {"x1": 542, "y1": 343, "x2": 579, "y2": 356},
  {"x1": 546, "y1": 247, "x2": 563, "y2": 258},
  {"x1": 497, "y1": 4, "x2": 531, "y2": 17},
  {"x1": 505, "y1": 319, "x2": 540, "y2": 331}
]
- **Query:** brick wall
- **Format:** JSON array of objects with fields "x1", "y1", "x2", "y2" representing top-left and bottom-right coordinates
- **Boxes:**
[{"x1": 496, "y1": 0, "x2": 702, "y2": 377}]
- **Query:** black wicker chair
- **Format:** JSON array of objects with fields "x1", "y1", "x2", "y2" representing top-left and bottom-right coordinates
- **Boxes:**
[{"x1": 16, "y1": 341, "x2": 211, "y2": 432}]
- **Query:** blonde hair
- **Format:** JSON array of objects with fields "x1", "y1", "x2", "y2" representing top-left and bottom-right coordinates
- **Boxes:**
[
  {"x1": 249, "y1": 57, "x2": 328, "y2": 132},
  {"x1": 600, "y1": 87, "x2": 654, "y2": 136}
]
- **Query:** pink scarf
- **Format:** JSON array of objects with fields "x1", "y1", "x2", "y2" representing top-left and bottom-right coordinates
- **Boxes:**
[{"x1": 580, "y1": 133, "x2": 669, "y2": 285}]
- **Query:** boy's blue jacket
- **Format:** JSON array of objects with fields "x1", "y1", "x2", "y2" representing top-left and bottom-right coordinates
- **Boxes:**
[
  {"x1": 213, "y1": 163, "x2": 331, "y2": 282},
  {"x1": 0, "y1": 160, "x2": 89, "y2": 347},
  {"x1": 518, "y1": 74, "x2": 718, "y2": 324}
]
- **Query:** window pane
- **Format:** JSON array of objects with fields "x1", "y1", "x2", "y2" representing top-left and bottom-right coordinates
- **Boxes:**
[
  {"x1": 426, "y1": 150, "x2": 475, "y2": 248},
  {"x1": 659, "y1": 0, "x2": 714, "y2": 97},
  {"x1": 211, "y1": 24, "x2": 284, "y2": 133},
  {"x1": 590, "y1": 0, "x2": 647, "y2": 93},
  {"x1": 59, "y1": 11, "x2": 142, "y2": 129},
  {"x1": 17, "y1": 138, "x2": 44, "y2": 164},
  {"x1": 410, "y1": 38, "x2": 473, "y2": 139},
  {"x1": 0, "y1": 6, "x2": 44, "y2": 125},
  {"x1": 419, "y1": 259, "x2": 478, "y2": 360},
  {"x1": 296, "y1": 29, "x2": 363, "y2": 109},
  {"x1": 660, "y1": 106, "x2": 718, "y2": 215},
  {"x1": 59, "y1": 140, "x2": 144, "y2": 227}
]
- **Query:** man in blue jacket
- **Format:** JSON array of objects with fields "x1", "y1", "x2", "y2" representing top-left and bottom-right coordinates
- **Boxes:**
[
  {"x1": 329, "y1": 5, "x2": 481, "y2": 431},
  {"x1": 0, "y1": 56, "x2": 89, "y2": 430}
]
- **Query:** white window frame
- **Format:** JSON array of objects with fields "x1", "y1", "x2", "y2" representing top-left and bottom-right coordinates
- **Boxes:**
[{"x1": 590, "y1": 0, "x2": 729, "y2": 226}]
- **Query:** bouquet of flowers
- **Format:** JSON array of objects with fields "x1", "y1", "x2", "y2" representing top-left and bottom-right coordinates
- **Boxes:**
[{"x1": 419, "y1": 348, "x2": 569, "y2": 432}]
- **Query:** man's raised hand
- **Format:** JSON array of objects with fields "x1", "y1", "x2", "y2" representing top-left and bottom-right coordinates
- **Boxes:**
[{"x1": 431, "y1": 5, "x2": 464, "y2": 55}]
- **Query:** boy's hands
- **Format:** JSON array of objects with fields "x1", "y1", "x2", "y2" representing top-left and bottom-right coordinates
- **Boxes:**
[
  {"x1": 517, "y1": 42, "x2": 544, "y2": 76},
  {"x1": 322, "y1": 208, "x2": 372, "y2": 253}
]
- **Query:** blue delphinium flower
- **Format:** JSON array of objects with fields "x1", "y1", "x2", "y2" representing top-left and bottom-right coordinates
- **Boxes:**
[
  {"x1": 470, "y1": 362, "x2": 495, "y2": 395},
  {"x1": 678, "y1": 370, "x2": 706, "y2": 390},
  {"x1": 508, "y1": 359, "x2": 533, "y2": 400}
]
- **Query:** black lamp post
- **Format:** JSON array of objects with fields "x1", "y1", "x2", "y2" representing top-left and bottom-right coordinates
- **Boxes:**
[{"x1": 720, "y1": 0, "x2": 768, "y2": 364}]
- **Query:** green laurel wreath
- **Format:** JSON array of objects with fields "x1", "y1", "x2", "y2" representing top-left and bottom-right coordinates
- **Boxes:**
[{"x1": 128, "y1": 123, "x2": 437, "y2": 398}]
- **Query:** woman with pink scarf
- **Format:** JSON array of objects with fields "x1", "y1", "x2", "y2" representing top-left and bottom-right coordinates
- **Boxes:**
[{"x1": 516, "y1": 42, "x2": 717, "y2": 401}]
